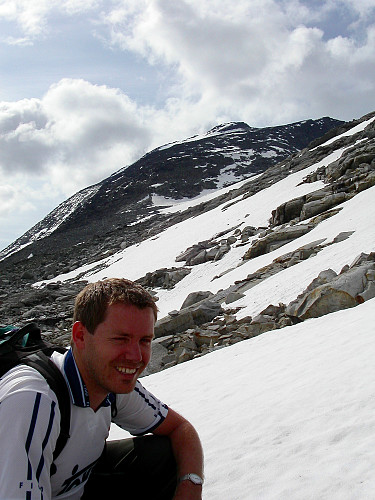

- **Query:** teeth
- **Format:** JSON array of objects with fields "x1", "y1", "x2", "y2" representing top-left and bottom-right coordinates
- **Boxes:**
[{"x1": 116, "y1": 367, "x2": 136, "y2": 374}]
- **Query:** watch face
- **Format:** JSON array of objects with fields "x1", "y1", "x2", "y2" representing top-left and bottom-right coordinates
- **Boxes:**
[
  {"x1": 180, "y1": 473, "x2": 204, "y2": 485},
  {"x1": 189, "y1": 473, "x2": 203, "y2": 485}
]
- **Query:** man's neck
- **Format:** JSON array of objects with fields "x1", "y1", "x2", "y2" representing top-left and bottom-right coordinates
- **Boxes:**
[{"x1": 71, "y1": 348, "x2": 109, "y2": 411}]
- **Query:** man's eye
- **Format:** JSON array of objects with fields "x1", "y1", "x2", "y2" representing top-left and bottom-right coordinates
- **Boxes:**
[{"x1": 141, "y1": 338, "x2": 152, "y2": 344}]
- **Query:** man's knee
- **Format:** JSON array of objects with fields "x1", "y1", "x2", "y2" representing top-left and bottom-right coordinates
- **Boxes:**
[{"x1": 132, "y1": 434, "x2": 176, "y2": 470}]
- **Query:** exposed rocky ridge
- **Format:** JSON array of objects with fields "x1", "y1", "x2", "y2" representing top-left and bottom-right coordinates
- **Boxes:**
[
  {"x1": 142, "y1": 250, "x2": 375, "y2": 374},
  {"x1": 0, "y1": 111, "x2": 374, "y2": 375},
  {"x1": 0, "y1": 117, "x2": 342, "y2": 269}
]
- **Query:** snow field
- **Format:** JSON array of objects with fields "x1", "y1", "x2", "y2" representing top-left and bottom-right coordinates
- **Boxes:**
[{"x1": 112, "y1": 299, "x2": 375, "y2": 499}]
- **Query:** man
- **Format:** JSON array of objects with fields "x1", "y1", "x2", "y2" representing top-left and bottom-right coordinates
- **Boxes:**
[{"x1": 0, "y1": 278, "x2": 204, "y2": 499}]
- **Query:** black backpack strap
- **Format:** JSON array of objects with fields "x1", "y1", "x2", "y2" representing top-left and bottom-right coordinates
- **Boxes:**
[
  {"x1": 111, "y1": 394, "x2": 118, "y2": 418},
  {"x1": 23, "y1": 352, "x2": 71, "y2": 464}
]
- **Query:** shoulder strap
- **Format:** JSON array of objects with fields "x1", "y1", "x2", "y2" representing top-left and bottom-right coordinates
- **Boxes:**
[{"x1": 23, "y1": 352, "x2": 71, "y2": 463}]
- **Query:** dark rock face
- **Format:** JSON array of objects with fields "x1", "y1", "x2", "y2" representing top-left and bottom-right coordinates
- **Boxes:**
[{"x1": 0, "y1": 117, "x2": 342, "y2": 270}]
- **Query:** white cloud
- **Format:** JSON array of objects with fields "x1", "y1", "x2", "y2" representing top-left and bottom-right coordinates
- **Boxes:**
[
  {"x1": 0, "y1": 79, "x2": 154, "y2": 196},
  {"x1": 2, "y1": 1, "x2": 374, "y2": 127},
  {"x1": 0, "y1": 175, "x2": 64, "y2": 249},
  {"x1": 0, "y1": 0, "x2": 374, "y2": 249},
  {"x1": 0, "y1": 0, "x2": 98, "y2": 40},
  {"x1": 96, "y1": 0, "x2": 375, "y2": 125},
  {"x1": 0, "y1": 182, "x2": 35, "y2": 216}
]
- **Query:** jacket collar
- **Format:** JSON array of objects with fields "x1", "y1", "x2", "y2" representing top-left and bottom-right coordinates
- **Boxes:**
[{"x1": 63, "y1": 348, "x2": 114, "y2": 409}]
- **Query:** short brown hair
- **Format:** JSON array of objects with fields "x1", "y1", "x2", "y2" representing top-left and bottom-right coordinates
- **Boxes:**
[{"x1": 73, "y1": 278, "x2": 158, "y2": 333}]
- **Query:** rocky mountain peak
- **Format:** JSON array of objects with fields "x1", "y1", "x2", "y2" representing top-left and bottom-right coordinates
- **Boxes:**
[
  {"x1": 1, "y1": 116, "x2": 342, "y2": 267},
  {"x1": 204, "y1": 121, "x2": 253, "y2": 135}
]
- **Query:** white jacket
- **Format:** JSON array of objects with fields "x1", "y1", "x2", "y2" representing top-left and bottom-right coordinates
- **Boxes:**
[{"x1": 0, "y1": 349, "x2": 168, "y2": 500}]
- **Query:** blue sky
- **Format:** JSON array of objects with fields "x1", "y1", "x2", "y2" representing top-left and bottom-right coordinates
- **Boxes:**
[
  {"x1": 0, "y1": 13, "x2": 163, "y2": 105},
  {"x1": 0, "y1": 0, "x2": 374, "y2": 250}
]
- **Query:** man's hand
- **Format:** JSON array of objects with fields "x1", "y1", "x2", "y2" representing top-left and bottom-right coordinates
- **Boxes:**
[{"x1": 173, "y1": 479, "x2": 203, "y2": 500}]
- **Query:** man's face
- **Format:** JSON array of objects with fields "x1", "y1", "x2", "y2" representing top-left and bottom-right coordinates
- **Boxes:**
[{"x1": 77, "y1": 302, "x2": 154, "y2": 402}]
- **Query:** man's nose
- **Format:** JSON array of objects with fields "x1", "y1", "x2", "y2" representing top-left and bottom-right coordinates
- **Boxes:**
[{"x1": 124, "y1": 341, "x2": 142, "y2": 362}]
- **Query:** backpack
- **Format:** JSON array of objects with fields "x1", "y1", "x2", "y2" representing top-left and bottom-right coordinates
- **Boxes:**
[{"x1": 0, "y1": 322, "x2": 71, "y2": 468}]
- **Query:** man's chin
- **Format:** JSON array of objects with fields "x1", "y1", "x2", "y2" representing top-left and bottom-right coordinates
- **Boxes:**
[
  {"x1": 116, "y1": 373, "x2": 141, "y2": 393},
  {"x1": 111, "y1": 365, "x2": 146, "y2": 393}
]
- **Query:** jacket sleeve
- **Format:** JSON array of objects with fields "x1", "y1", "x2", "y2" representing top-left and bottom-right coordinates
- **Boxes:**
[
  {"x1": 113, "y1": 380, "x2": 169, "y2": 435},
  {"x1": 0, "y1": 389, "x2": 60, "y2": 500}
]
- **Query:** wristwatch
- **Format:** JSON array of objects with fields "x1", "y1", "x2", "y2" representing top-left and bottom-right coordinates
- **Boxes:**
[{"x1": 179, "y1": 473, "x2": 204, "y2": 485}]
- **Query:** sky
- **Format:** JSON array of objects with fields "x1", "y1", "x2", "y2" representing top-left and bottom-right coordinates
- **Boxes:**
[{"x1": 1, "y1": 0, "x2": 375, "y2": 251}]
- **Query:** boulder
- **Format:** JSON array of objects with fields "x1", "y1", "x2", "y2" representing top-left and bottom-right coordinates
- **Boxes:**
[
  {"x1": 175, "y1": 241, "x2": 211, "y2": 264},
  {"x1": 188, "y1": 300, "x2": 223, "y2": 324},
  {"x1": 175, "y1": 245, "x2": 199, "y2": 263},
  {"x1": 356, "y1": 281, "x2": 375, "y2": 302},
  {"x1": 286, "y1": 285, "x2": 358, "y2": 320},
  {"x1": 142, "y1": 340, "x2": 169, "y2": 376},
  {"x1": 194, "y1": 329, "x2": 220, "y2": 347},
  {"x1": 329, "y1": 264, "x2": 374, "y2": 299},
  {"x1": 332, "y1": 231, "x2": 355, "y2": 243},
  {"x1": 190, "y1": 250, "x2": 208, "y2": 265},
  {"x1": 300, "y1": 193, "x2": 347, "y2": 220},
  {"x1": 236, "y1": 321, "x2": 275, "y2": 337},
  {"x1": 176, "y1": 348, "x2": 195, "y2": 364},
  {"x1": 227, "y1": 236, "x2": 237, "y2": 245},
  {"x1": 259, "y1": 304, "x2": 285, "y2": 317},
  {"x1": 304, "y1": 269, "x2": 338, "y2": 293},
  {"x1": 206, "y1": 247, "x2": 220, "y2": 260},
  {"x1": 155, "y1": 299, "x2": 222, "y2": 338},
  {"x1": 136, "y1": 267, "x2": 191, "y2": 289},
  {"x1": 224, "y1": 291, "x2": 245, "y2": 304},
  {"x1": 214, "y1": 244, "x2": 230, "y2": 261},
  {"x1": 356, "y1": 171, "x2": 375, "y2": 192},
  {"x1": 352, "y1": 152, "x2": 375, "y2": 168},
  {"x1": 271, "y1": 196, "x2": 305, "y2": 225},
  {"x1": 181, "y1": 291, "x2": 213, "y2": 309},
  {"x1": 243, "y1": 224, "x2": 312, "y2": 259},
  {"x1": 154, "y1": 310, "x2": 195, "y2": 338}
]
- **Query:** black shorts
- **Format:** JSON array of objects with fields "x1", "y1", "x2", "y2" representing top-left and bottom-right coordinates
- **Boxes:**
[{"x1": 82, "y1": 435, "x2": 177, "y2": 500}]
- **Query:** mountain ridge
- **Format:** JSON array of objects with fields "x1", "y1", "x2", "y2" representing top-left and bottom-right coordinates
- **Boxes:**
[
  {"x1": 0, "y1": 116, "x2": 342, "y2": 265},
  {"x1": 0, "y1": 111, "x2": 374, "y2": 345}
]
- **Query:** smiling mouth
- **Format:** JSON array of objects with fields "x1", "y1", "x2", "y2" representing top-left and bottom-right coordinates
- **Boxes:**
[{"x1": 115, "y1": 366, "x2": 137, "y2": 375}]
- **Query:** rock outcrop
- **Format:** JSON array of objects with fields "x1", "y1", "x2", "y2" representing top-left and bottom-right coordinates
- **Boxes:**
[{"x1": 143, "y1": 252, "x2": 375, "y2": 374}]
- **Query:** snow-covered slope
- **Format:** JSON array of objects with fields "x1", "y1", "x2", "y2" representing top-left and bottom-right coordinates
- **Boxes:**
[
  {"x1": 37, "y1": 116, "x2": 375, "y2": 322},
  {"x1": 0, "y1": 117, "x2": 341, "y2": 264},
  {"x1": 136, "y1": 297, "x2": 375, "y2": 499}
]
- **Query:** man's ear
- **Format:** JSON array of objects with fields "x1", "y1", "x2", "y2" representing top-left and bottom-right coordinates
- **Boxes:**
[{"x1": 72, "y1": 321, "x2": 87, "y2": 349}]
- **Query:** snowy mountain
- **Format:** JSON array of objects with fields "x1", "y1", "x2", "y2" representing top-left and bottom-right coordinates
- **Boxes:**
[
  {"x1": 0, "y1": 117, "x2": 341, "y2": 264},
  {"x1": 31, "y1": 111, "x2": 375, "y2": 313},
  {"x1": 1, "y1": 110, "x2": 375, "y2": 498}
]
